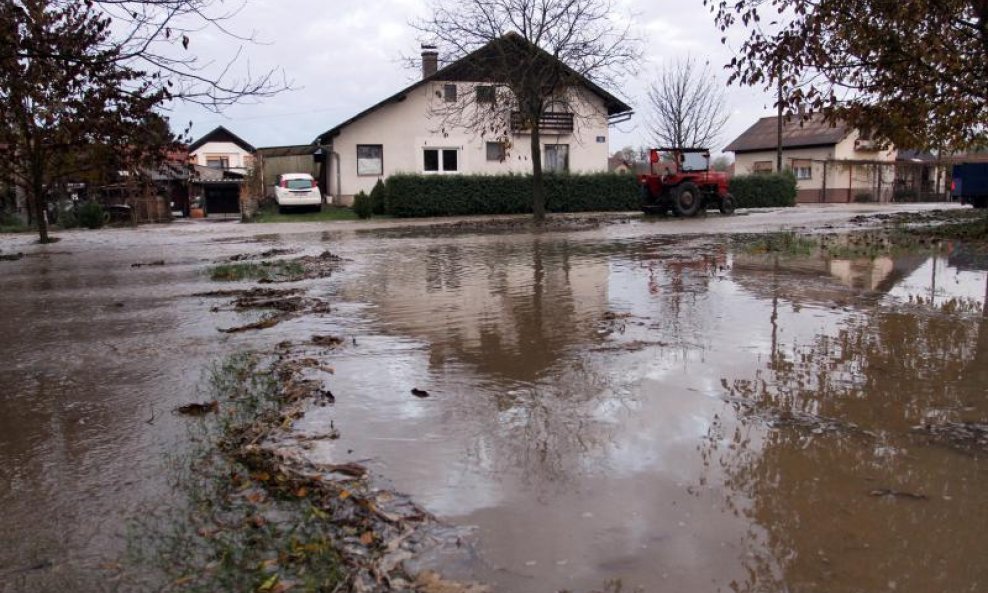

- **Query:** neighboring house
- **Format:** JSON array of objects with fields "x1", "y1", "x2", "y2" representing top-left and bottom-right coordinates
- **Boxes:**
[
  {"x1": 725, "y1": 114, "x2": 899, "y2": 203},
  {"x1": 314, "y1": 34, "x2": 633, "y2": 206},
  {"x1": 608, "y1": 156, "x2": 632, "y2": 174},
  {"x1": 188, "y1": 126, "x2": 256, "y2": 175}
]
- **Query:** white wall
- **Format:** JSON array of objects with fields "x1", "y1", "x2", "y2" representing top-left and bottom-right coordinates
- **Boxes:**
[
  {"x1": 190, "y1": 141, "x2": 254, "y2": 173},
  {"x1": 328, "y1": 81, "x2": 612, "y2": 204}
]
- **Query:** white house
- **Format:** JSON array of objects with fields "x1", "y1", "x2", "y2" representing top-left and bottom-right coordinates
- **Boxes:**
[
  {"x1": 188, "y1": 126, "x2": 256, "y2": 175},
  {"x1": 314, "y1": 34, "x2": 633, "y2": 205},
  {"x1": 725, "y1": 114, "x2": 899, "y2": 203}
]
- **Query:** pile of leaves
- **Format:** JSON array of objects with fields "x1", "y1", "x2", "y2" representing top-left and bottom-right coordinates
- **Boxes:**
[{"x1": 126, "y1": 350, "x2": 485, "y2": 593}]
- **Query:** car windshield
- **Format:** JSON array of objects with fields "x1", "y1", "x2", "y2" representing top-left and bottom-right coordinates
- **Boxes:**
[{"x1": 286, "y1": 179, "x2": 313, "y2": 190}]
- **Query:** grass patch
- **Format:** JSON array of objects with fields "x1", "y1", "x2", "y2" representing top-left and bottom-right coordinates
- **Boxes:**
[
  {"x1": 819, "y1": 230, "x2": 938, "y2": 260},
  {"x1": 250, "y1": 205, "x2": 360, "y2": 224},
  {"x1": 124, "y1": 353, "x2": 345, "y2": 593},
  {"x1": 210, "y1": 261, "x2": 305, "y2": 282},
  {"x1": 909, "y1": 216, "x2": 988, "y2": 242},
  {"x1": 739, "y1": 231, "x2": 817, "y2": 256}
]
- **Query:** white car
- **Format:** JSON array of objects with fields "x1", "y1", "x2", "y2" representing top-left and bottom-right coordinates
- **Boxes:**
[{"x1": 274, "y1": 173, "x2": 322, "y2": 213}]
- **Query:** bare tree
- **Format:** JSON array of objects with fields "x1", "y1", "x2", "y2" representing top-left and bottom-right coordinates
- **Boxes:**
[
  {"x1": 20, "y1": 0, "x2": 291, "y2": 113},
  {"x1": 415, "y1": 0, "x2": 639, "y2": 223},
  {"x1": 645, "y1": 55, "x2": 729, "y2": 149}
]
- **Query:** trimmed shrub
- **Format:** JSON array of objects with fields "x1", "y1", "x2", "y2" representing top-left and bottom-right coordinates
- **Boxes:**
[
  {"x1": 352, "y1": 190, "x2": 373, "y2": 219},
  {"x1": 58, "y1": 207, "x2": 79, "y2": 229},
  {"x1": 370, "y1": 179, "x2": 388, "y2": 215},
  {"x1": 728, "y1": 172, "x2": 797, "y2": 208},
  {"x1": 384, "y1": 173, "x2": 639, "y2": 218},
  {"x1": 77, "y1": 200, "x2": 106, "y2": 229},
  {"x1": 854, "y1": 191, "x2": 874, "y2": 203}
]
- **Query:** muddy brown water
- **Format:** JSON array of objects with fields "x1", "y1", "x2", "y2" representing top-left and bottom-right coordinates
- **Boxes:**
[{"x1": 1, "y1": 209, "x2": 986, "y2": 592}]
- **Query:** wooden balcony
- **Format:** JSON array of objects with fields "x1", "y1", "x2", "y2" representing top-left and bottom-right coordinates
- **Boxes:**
[{"x1": 510, "y1": 111, "x2": 574, "y2": 134}]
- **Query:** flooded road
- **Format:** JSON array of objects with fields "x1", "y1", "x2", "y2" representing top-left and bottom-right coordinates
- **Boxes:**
[{"x1": 1, "y1": 204, "x2": 986, "y2": 592}]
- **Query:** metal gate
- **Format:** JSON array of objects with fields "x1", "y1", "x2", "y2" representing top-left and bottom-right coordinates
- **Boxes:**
[{"x1": 204, "y1": 183, "x2": 241, "y2": 215}]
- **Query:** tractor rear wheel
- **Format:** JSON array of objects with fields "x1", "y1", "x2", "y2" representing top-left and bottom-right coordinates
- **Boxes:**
[
  {"x1": 672, "y1": 182, "x2": 702, "y2": 217},
  {"x1": 719, "y1": 193, "x2": 736, "y2": 215}
]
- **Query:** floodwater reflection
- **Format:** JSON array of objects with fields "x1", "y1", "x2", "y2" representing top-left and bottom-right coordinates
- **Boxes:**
[{"x1": 302, "y1": 231, "x2": 988, "y2": 592}]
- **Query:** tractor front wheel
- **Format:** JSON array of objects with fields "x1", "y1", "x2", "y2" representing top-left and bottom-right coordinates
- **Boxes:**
[
  {"x1": 672, "y1": 182, "x2": 702, "y2": 217},
  {"x1": 719, "y1": 193, "x2": 736, "y2": 215}
]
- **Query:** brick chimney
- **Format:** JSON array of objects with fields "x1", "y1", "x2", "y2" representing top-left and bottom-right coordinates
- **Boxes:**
[{"x1": 421, "y1": 44, "x2": 438, "y2": 79}]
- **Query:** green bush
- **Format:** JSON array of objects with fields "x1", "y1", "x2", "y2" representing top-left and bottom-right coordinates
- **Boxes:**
[
  {"x1": 369, "y1": 179, "x2": 388, "y2": 215},
  {"x1": 384, "y1": 173, "x2": 639, "y2": 218},
  {"x1": 352, "y1": 190, "x2": 373, "y2": 219},
  {"x1": 728, "y1": 172, "x2": 797, "y2": 208},
  {"x1": 77, "y1": 200, "x2": 106, "y2": 229},
  {"x1": 854, "y1": 191, "x2": 874, "y2": 203}
]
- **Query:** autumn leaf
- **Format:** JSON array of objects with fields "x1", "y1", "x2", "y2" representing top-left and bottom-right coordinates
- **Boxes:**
[
  {"x1": 359, "y1": 531, "x2": 375, "y2": 545},
  {"x1": 258, "y1": 573, "x2": 279, "y2": 592}
]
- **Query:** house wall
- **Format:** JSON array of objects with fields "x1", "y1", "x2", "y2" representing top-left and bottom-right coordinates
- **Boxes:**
[
  {"x1": 327, "y1": 82, "x2": 611, "y2": 205},
  {"x1": 190, "y1": 141, "x2": 254, "y2": 174},
  {"x1": 733, "y1": 130, "x2": 898, "y2": 203}
]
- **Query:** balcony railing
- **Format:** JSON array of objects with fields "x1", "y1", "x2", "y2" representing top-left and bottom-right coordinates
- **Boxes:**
[{"x1": 510, "y1": 111, "x2": 574, "y2": 134}]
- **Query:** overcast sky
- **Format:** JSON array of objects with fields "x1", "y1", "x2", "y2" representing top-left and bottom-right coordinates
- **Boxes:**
[{"x1": 167, "y1": 0, "x2": 777, "y2": 156}]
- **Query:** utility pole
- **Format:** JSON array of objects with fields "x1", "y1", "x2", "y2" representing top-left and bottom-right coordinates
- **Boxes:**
[{"x1": 776, "y1": 70, "x2": 784, "y2": 173}]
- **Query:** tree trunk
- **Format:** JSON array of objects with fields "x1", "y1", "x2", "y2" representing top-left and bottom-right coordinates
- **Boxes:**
[
  {"x1": 30, "y1": 175, "x2": 49, "y2": 244},
  {"x1": 530, "y1": 125, "x2": 545, "y2": 223}
]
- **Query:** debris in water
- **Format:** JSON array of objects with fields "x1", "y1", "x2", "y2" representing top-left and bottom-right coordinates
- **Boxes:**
[
  {"x1": 192, "y1": 287, "x2": 304, "y2": 299},
  {"x1": 312, "y1": 334, "x2": 344, "y2": 347},
  {"x1": 218, "y1": 314, "x2": 289, "y2": 333},
  {"x1": 0, "y1": 252, "x2": 25, "y2": 262},
  {"x1": 316, "y1": 389, "x2": 336, "y2": 406},
  {"x1": 175, "y1": 400, "x2": 219, "y2": 416},
  {"x1": 228, "y1": 248, "x2": 298, "y2": 261},
  {"x1": 869, "y1": 489, "x2": 929, "y2": 501},
  {"x1": 322, "y1": 462, "x2": 368, "y2": 478},
  {"x1": 130, "y1": 260, "x2": 165, "y2": 267},
  {"x1": 411, "y1": 388, "x2": 430, "y2": 398},
  {"x1": 912, "y1": 421, "x2": 988, "y2": 453}
]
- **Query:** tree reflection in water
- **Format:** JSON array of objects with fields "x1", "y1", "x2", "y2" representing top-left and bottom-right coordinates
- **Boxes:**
[{"x1": 706, "y1": 286, "x2": 988, "y2": 593}]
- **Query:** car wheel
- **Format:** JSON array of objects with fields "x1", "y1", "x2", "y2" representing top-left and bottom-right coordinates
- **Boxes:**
[
  {"x1": 672, "y1": 182, "x2": 702, "y2": 217},
  {"x1": 719, "y1": 194, "x2": 737, "y2": 215}
]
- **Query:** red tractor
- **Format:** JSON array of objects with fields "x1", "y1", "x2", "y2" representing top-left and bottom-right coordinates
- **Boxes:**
[{"x1": 638, "y1": 148, "x2": 735, "y2": 217}]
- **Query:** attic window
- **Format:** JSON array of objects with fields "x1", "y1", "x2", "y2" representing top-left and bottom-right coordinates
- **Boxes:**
[
  {"x1": 444, "y1": 84, "x2": 457, "y2": 102},
  {"x1": 476, "y1": 85, "x2": 495, "y2": 104}
]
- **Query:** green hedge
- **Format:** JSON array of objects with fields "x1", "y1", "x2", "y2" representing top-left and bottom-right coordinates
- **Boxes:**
[
  {"x1": 384, "y1": 173, "x2": 640, "y2": 218},
  {"x1": 729, "y1": 173, "x2": 797, "y2": 208}
]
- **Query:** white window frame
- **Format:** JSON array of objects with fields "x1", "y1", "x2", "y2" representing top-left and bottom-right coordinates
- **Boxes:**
[
  {"x1": 486, "y1": 142, "x2": 505, "y2": 162},
  {"x1": 791, "y1": 159, "x2": 813, "y2": 180},
  {"x1": 544, "y1": 144, "x2": 569, "y2": 173},
  {"x1": 356, "y1": 144, "x2": 383, "y2": 177},
  {"x1": 423, "y1": 147, "x2": 460, "y2": 174}
]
